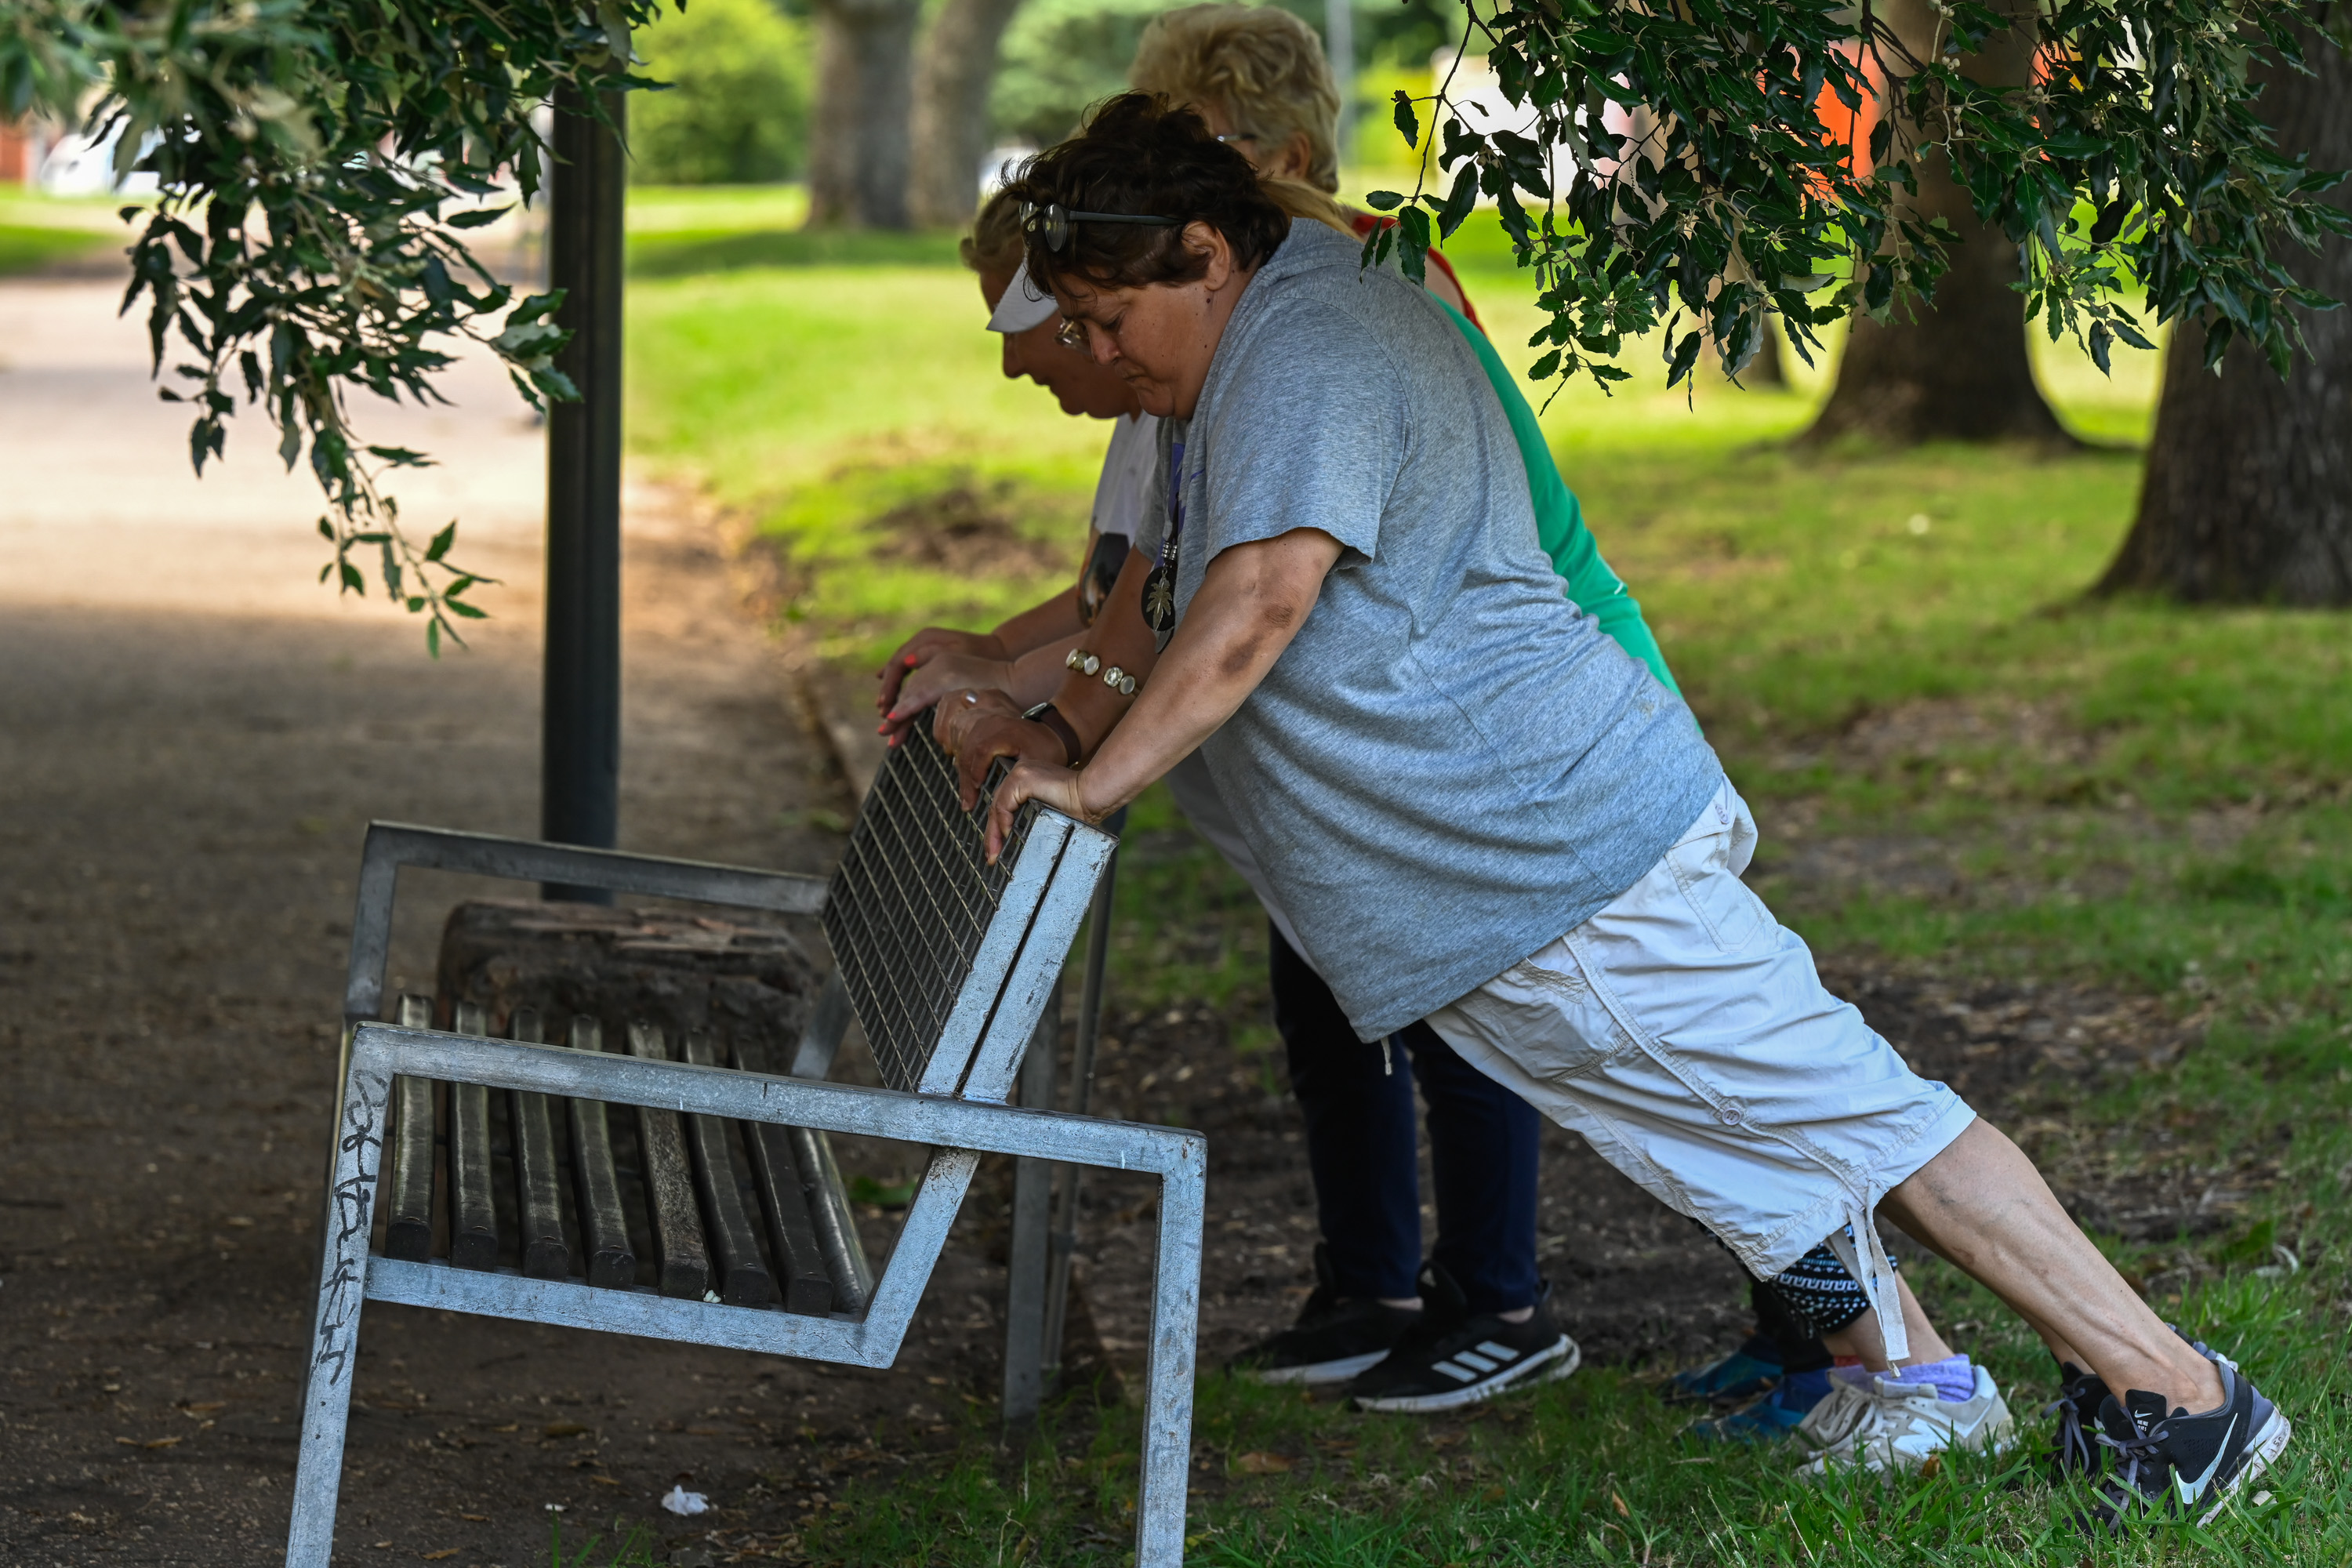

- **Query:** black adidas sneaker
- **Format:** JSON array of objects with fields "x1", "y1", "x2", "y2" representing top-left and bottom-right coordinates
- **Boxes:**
[
  {"x1": 1228, "y1": 1243, "x2": 1422, "y2": 1386},
  {"x1": 1345, "y1": 1263, "x2": 1580, "y2": 1414},
  {"x1": 2082, "y1": 1354, "x2": 2291, "y2": 1531}
]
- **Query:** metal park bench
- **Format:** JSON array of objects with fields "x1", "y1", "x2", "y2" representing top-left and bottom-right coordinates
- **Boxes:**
[{"x1": 285, "y1": 728, "x2": 1205, "y2": 1566}]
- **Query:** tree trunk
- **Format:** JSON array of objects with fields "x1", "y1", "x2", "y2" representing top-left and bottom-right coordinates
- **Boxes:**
[
  {"x1": 808, "y1": 0, "x2": 923, "y2": 229},
  {"x1": 908, "y1": 0, "x2": 1027, "y2": 229},
  {"x1": 2097, "y1": 40, "x2": 2352, "y2": 605},
  {"x1": 1798, "y1": 0, "x2": 2069, "y2": 445}
]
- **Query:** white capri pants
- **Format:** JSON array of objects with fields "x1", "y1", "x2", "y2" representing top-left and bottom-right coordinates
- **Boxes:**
[{"x1": 1426, "y1": 779, "x2": 1975, "y2": 1362}]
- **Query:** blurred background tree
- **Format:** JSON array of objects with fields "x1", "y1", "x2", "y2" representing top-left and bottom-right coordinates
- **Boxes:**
[
  {"x1": 1797, "y1": 0, "x2": 2071, "y2": 448},
  {"x1": 2100, "y1": 30, "x2": 2352, "y2": 604},
  {"x1": 631, "y1": 0, "x2": 813, "y2": 186},
  {"x1": 909, "y1": 0, "x2": 1030, "y2": 225},
  {"x1": 807, "y1": 0, "x2": 924, "y2": 226},
  {"x1": 989, "y1": 0, "x2": 1447, "y2": 151}
]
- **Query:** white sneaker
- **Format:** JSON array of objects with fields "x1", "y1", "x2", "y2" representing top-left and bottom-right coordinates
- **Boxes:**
[
  {"x1": 1793, "y1": 1374, "x2": 1875, "y2": 1451},
  {"x1": 1798, "y1": 1366, "x2": 2016, "y2": 1477}
]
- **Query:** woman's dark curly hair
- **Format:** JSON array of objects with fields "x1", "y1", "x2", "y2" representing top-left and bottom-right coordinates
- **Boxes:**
[{"x1": 1006, "y1": 93, "x2": 1290, "y2": 294}]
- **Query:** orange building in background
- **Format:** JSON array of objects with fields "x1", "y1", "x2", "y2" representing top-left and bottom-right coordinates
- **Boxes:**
[{"x1": 0, "y1": 122, "x2": 46, "y2": 185}]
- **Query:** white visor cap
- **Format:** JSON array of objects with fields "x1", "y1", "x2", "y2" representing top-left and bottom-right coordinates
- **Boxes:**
[{"x1": 987, "y1": 260, "x2": 1062, "y2": 335}]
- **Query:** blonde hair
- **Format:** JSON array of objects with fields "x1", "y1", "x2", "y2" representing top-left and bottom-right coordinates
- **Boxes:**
[
  {"x1": 1129, "y1": 5, "x2": 1342, "y2": 194},
  {"x1": 1259, "y1": 175, "x2": 1356, "y2": 238},
  {"x1": 960, "y1": 187, "x2": 1025, "y2": 277}
]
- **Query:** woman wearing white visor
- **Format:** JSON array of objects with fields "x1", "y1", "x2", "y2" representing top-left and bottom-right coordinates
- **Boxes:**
[{"x1": 873, "y1": 216, "x2": 1158, "y2": 724}]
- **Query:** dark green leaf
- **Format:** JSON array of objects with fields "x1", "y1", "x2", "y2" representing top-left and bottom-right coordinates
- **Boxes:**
[
  {"x1": 1394, "y1": 206, "x2": 1431, "y2": 285},
  {"x1": 1392, "y1": 91, "x2": 1420, "y2": 151},
  {"x1": 1436, "y1": 164, "x2": 1480, "y2": 241},
  {"x1": 1664, "y1": 329, "x2": 1702, "y2": 390}
]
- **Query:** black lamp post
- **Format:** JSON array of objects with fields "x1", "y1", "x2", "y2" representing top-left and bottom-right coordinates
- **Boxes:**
[{"x1": 542, "y1": 87, "x2": 626, "y2": 900}]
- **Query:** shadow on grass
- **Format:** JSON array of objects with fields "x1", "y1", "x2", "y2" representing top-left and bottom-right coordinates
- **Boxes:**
[{"x1": 630, "y1": 227, "x2": 965, "y2": 278}]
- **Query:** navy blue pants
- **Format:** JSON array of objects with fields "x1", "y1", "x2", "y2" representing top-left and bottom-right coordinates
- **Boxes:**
[{"x1": 1269, "y1": 923, "x2": 1542, "y2": 1314}]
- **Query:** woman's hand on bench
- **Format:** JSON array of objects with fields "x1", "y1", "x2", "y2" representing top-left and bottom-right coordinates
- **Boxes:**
[
  {"x1": 981, "y1": 758, "x2": 1093, "y2": 861},
  {"x1": 881, "y1": 651, "x2": 1017, "y2": 745},
  {"x1": 877, "y1": 626, "x2": 1007, "y2": 719},
  {"x1": 938, "y1": 693, "x2": 1064, "y2": 808}
]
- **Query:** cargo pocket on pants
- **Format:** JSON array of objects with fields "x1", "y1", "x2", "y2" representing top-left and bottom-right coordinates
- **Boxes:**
[
  {"x1": 1451, "y1": 943, "x2": 1635, "y2": 1083},
  {"x1": 1664, "y1": 828, "x2": 1769, "y2": 955}
]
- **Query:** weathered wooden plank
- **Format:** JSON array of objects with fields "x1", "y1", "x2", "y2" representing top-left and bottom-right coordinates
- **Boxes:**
[
  {"x1": 384, "y1": 994, "x2": 438, "y2": 1262},
  {"x1": 448, "y1": 1001, "x2": 498, "y2": 1270},
  {"x1": 677, "y1": 1031, "x2": 776, "y2": 1307},
  {"x1": 791, "y1": 1123, "x2": 874, "y2": 1315},
  {"x1": 564, "y1": 1016, "x2": 637, "y2": 1289},
  {"x1": 624, "y1": 1022, "x2": 710, "y2": 1300},
  {"x1": 731, "y1": 1037, "x2": 833, "y2": 1316},
  {"x1": 506, "y1": 1008, "x2": 572, "y2": 1280}
]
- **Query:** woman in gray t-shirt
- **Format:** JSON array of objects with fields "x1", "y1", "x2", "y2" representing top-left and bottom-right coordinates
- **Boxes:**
[{"x1": 949, "y1": 94, "x2": 2288, "y2": 1519}]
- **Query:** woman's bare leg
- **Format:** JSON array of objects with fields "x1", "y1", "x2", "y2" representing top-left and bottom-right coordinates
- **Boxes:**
[
  {"x1": 1881, "y1": 1120, "x2": 2220, "y2": 1412},
  {"x1": 1820, "y1": 1274, "x2": 1953, "y2": 1371}
]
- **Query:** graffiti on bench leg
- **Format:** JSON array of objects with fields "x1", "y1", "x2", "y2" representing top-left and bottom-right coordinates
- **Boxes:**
[{"x1": 314, "y1": 1076, "x2": 386, "y2": 1387}]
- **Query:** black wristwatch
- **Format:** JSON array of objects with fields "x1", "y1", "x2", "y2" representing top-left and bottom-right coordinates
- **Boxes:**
[{"x1": 1023, "y1": 702, "x2": 1082, "y2": 767}]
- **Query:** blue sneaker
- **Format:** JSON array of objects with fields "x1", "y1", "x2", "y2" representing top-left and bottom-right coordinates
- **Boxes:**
[
  {"x1": 1688, "y1": 1368, "x2": 1831, "y2": 1443},
  {"x1": 1666, "y1": 1334, "x2": 1786, "y2": 1408}
]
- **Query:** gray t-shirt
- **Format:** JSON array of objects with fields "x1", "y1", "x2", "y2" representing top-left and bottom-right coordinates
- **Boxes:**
[{"x1": 1138, "y1": 219, "x2": 1723, "y2": 1039}]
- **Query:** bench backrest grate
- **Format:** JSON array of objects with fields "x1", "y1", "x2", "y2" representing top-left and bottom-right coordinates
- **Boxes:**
[{"x1": 824, "y1": 728, "x2": 1036, "y2": 1094}]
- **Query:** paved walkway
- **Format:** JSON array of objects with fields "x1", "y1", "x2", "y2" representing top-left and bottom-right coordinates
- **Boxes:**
[{"x1": 0, "y1": 272, "x2": 884, "y2": 1564}]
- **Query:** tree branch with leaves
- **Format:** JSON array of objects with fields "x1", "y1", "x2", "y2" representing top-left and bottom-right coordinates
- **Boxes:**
[
  {"x1": 1, "y1": 0, "x2": 668, "y2": 652},
  {"x1": 1367, "y1": 0, "x2": 2350, "y2": 398}
]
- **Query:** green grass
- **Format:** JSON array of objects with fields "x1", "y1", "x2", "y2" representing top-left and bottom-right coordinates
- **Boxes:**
[
  {"x1": 0, "y1": 191, "x2": 144, "y2": 275},
  {"x1": 626, "y1": 182, "x2": 964, "y2": 278},
  {"x1": 625, "y1": 187, "x2": 2352, "y2": 1566},
  {"x1": 803, "y1": 1298, "x2": 2350, "y2": 1566},
  {"x1": 630, "y1": 256, "x2": 1111, "y2": 655},
  {"x1": 0, "y1": 220, "x2": 111, "y2": 274}
]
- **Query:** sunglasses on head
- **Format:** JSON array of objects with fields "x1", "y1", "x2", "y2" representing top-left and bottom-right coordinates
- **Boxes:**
[{"x1": 1021, "y1": 201, "x2": 1179, "y2": 252}]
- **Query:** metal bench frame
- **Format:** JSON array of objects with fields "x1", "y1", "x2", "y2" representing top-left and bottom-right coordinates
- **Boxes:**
[{"x1": 286, "y1": 751, "x2": 1204, "y2": 1566}]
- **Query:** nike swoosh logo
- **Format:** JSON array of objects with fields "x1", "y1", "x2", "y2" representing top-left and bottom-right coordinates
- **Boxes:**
[{"x1": 2174, "y1": 1413, "x2": 2238, "y2": 1505}]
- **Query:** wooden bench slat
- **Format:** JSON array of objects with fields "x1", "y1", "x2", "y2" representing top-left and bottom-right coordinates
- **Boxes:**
[
  {"x1": 448, "y1": 1001, "x2": 499, "y2": 1270},
  {"x1": 731, "y1": 1037, "x2": 833, "y2": 1316},
  {"x1": 506, "y1": 1008, "x2": 573, "y2": 1281},
  {"x1": 791, "y1": 1123, "x2": 873, "y2": 1314},
  {"x1": 564, "y1": 1017, "x2": 638, "y2": 1289},
  {"x1": 678, "y1": 1031, "x2": 778, "y2": 1308},
  {"x1": 385, "y1": 995, "x2": 438, "y2": 1263},
  {"x1": 625, "y1": 1022, "x2": 712, "y2": 1299}
]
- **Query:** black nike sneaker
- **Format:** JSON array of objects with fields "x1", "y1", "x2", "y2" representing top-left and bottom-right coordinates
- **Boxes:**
[
  {"x1": 2045, "y1": 1359, "x2": 2112, "y2": 1481},
  {"x1": 1345, "y1": 1262, "x2": 1580, "y2": 1414},
  {"x1": 2081, "y1": 1354, "x2": 2291, "y2": 1531},
  {"x1": 1228, "y1": 1243, "x2": 1422, "y2": 1386},
  {"x1": 2050, "y1": 1325, "x2": 2234, "y2": 1483}
]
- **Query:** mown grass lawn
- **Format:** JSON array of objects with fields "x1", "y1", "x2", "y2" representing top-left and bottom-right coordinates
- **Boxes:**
[
  {"x1": 625, "y1": 187, "x2": 2352, "y2": 1566},
  {"x1": 0, "y1": 191, "x2": 126, "y2": 275}
]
